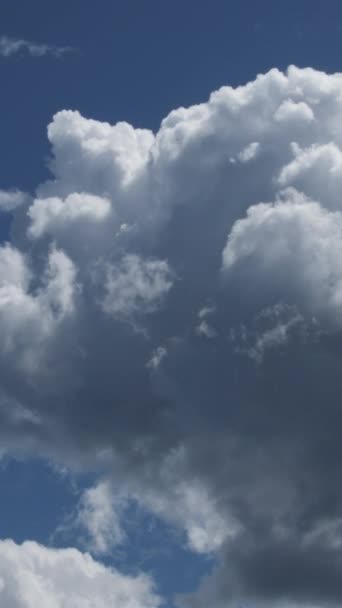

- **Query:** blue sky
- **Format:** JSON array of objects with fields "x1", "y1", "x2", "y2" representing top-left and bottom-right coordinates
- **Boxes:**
[
  {"x1": 2, "y1": 2, "x2": 342, "y2": 608},
  {"x1": 0, "y1": 460, "x2": 212, "y2": 607}
]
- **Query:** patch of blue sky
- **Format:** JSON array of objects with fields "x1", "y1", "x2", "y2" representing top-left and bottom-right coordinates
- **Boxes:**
[{"x1": 0, "y1": 459, "x2": 214, "y2": 605}]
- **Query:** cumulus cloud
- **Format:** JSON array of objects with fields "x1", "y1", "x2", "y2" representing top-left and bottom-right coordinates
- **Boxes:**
[
  {"x1": 222, "y1": 188, "x2": 342, "y2": 324},
  {"x1": 278, "y1": 142, "x2": 342, "y2": 210},
  {"x1": 44, "y1": 110, "x2": 154, "y2": 196},
  {"x1": 0, "y1": 35, "x2": 75, "y2": 58},
  {"x1": 28, "y1": 193, "x2": 111, "y2": 239},
  {"x1": 0, "y1": 539, "x2": 160, "y2": 608},
  {"x1": 4, "y1": 65, "x2": 342, "y2": 607},
  {"x1": 0, "y1": 244, "x2": 77, "y2": 371},
  {"x1": 274, "y1": 98, "x2": 315, "y2": 123}
]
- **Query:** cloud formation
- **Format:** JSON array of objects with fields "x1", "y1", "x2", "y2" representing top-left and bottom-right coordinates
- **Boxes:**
[
  {"x1": 3, "y1": 65, "x2": 342, "y2": 607},
  {"x1": 0, "y1": 540, "x2": 160, "y2": 608},
  {"x1": 0, "y1": 189, "x2": 29, "y2": 212},
  {"x1": 0, "y1": 35, "x2": 75, "y2": 59},
  {"x1": 28, "y1": 193, "x2": 111, "y2": 239}
]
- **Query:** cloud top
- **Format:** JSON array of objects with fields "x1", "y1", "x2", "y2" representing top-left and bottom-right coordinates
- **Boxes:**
[{"x1": 0, "y1": 539, "x2": 161, "y2": 608}]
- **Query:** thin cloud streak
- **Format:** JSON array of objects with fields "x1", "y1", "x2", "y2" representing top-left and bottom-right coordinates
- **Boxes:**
[{"x1": 0, "y1": 35, "x2": 76, "y2": 58}]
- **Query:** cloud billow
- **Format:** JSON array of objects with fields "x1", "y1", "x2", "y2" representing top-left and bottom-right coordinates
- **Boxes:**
[
  {"x1": 2, "y1": 66, "x2": 342, "y2": 607},
  {"x1": 0, "y1": 540, "x2": 161, "y2": 608}
]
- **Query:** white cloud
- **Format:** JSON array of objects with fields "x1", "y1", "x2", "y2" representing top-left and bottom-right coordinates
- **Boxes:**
[
  {"x1": 197, "y1": 305, "x2": 216, "y2": 319},
  {"x1": 0, "y1": 35, "x2": 75, "y2": 58},
  {"x1": 222, "y1": 189, "x2": 342, "y2": 324},
  {"x1": 138, "y1": 476, "x2": 235, "y2": 554},
  {"x1": 195, "y1": 320, "x2": 217, "y2": 339},
  {"x1": 237, "y1": 141, "x2": 260, "y2": 162},
  {"x1": 147, "y1": 346, "x2": 167, "y2": 370},
  {"x1": 28, "y1": 193, "x2": 111, "y2": 239},
  {"x1": 0, "y1": 245, "x2": 77, "y2": 371},
  {"x1": 102, "y1": 255, "x2": 173, "y2": 318},
  {"x1": 70, "y1": 445, "x2": 234, "y2": 558},
  {"x1": 3, "y1": 65, "x2": 342, "y2": 608},
  {"x1": 0, "y1": 189, "x2": 28, "y2": 212},
  {"x1": 274, "y1": 99, "x2": 315, "y2": 123},
  {"x1": 0, "y1": 245, "x2": 30, "y2": 291},
  {"x1": 44, "y1": 110, "x2": 154, "y2": 195},
  {"x1": 278, "y1": 142, "x2": 342, "y2": 210},
  {"x1": 0, "y1": 539, "x2": 161, "y2": 608},
  {"x1": 73, "y1": 480, "x2": 126, "y2": 555}
]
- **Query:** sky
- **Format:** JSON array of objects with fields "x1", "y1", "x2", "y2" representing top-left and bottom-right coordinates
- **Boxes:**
[{"x1": 2, "y1": 1, "x2": 342, "y2": 607}]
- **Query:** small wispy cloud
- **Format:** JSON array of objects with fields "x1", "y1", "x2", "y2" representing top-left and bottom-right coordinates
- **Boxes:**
[
  {"x1": 0, "y1": 189, "x2": 29, "y2": 211},
  {"x1": 0, "y1": 35, "x2": 76, "y2": 59}
]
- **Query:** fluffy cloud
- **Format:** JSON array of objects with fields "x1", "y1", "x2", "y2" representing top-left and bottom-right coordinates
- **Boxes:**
[
  {"x1": 4, "y1": 65, "x2": 342, "y2": 607},
  {"x1": 0, "y1": 540, "x2": 160, "y2": 608},
  {"x1": 278, "y1": 142, "x2": 342, "y2": 210},
  {"x1": 222, "y1": 188, "x2": 342, "y2": 324},
  {"x1": 43, "y1": 110, "x2": 154, "y2": 199},
  {"x1": 28, "y1": 193, "x2": 111, "y2": 239},
  {"x1": 0, "y1": 244, "x2": 77, "y2": 371},
  {"x1": 72, "y1": 480, "x2": 126, "y2": 555}
]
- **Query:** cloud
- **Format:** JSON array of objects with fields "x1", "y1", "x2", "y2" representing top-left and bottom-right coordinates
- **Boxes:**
[
  {"x1": 278, "y1": 142, "x2": 342, "y2": 210},
  {"x1": 179, "y1": 523, "x2": 342, "y2": 608},
  {"x1": 0, "y1": 189, "x2": 29, "y2": 212},
  {"x1": 0, "y1": 35, "x2": 75, "y2": 59},
  {"x1": 230, "y1": 303, "x2": 306, "y2": 363},
  {"x1": 195, "y1": 319, "x2": 217, "y2": 338},
  {"x1": 134, "y1": 476, "x2": 233, "y2": 555},
  {"x1": 71, "y1": 468, "x2": 233, "y2": 557},
  {"x1": 101, "y1": 255, "x2": 173, "y2": 319},
  {"x1": 0, "y1": 244, "x2": 77, "y2": 372},
  {"x1": 147, "y1": 346, "x2": 167, "y2": 370},
  {"x1": 0, "y1": 539, "x2": 161, "y2": 608},
  {"x1": 274, "y1": 98, "x2": 315, "y2": 123},
  {"x1": 72, "y1": 480, "x2": 126, "y2": 555},
  {"x1": 222, "y1": 188, "x2": 342, "y2": 324},
  {"x1": 4, "y1": 65, "x2": 342, "y2": 607},
  {"x1": 28, "y1": 193, "x2": 111, "y2": 239}
]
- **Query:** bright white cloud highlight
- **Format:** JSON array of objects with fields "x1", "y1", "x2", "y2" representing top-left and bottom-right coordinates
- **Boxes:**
[
  {"x1": 0, "y1": 539, "x2": 161, "y2": 608},
  {"x1": 222, "y1": 189, "x2": 342, "y2": 323},
  {"x1": 74, "y1": 480, "x2": 126, "y2": 555},
  {"x1": 28, "y1": 193, "x2": 111, "y2": 238},
  {"x1": 0, "y1": 245, "x2": 77, "y2": 370}
]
